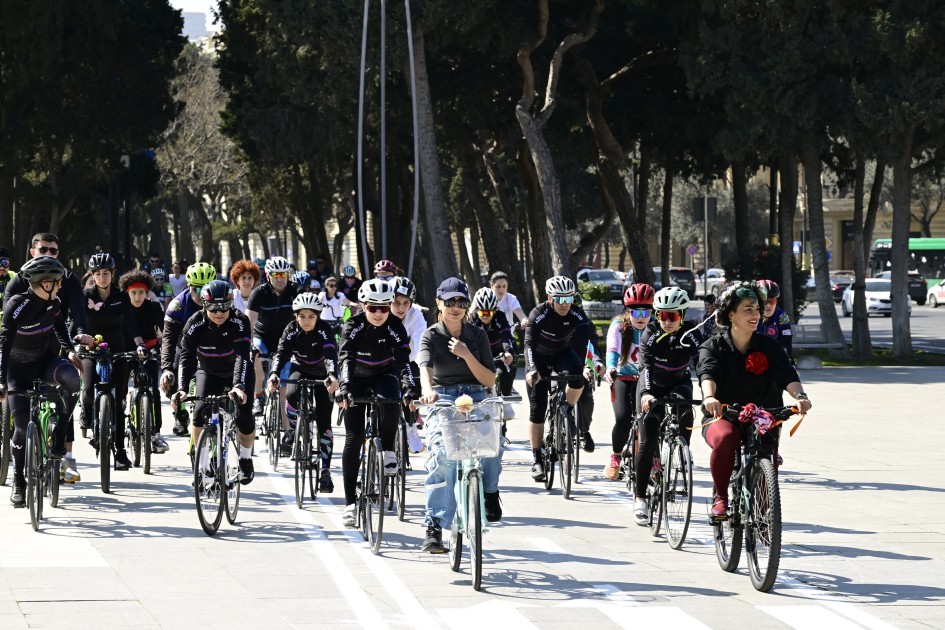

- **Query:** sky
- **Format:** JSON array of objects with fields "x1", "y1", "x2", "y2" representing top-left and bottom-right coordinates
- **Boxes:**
[{"x1": 168, "y1": 0, "x2": 219, "y2": 32}]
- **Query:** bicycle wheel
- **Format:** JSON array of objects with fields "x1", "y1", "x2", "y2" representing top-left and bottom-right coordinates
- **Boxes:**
[
  {"x1": 647, "y1": 447, "x2": 663, "y2": 537},
  {"x1": 366, "y1": 438, "x2": 385, "y2": 554},
  {"x1": 26, "y1": 422, "x2": 43, "y2": 531},
  {"x1": 128, "y1": 394, "x2": 142, "y2": 468},
  {"x1": 624, "y1": 422, "x2": 638, "y2": 496},
  {"x1": 449, "y1": 514, "x2": 463, "y2": 572},
  {"x1": 194, "y1": 426, "x2": 224, "y2": 535},
  {"x1": 394, "y1": 420, "x2": 407, "y2": 520},
  {"x1": 663, "y1": 439, "x2": 693, "y2": 550},
  {"x1": 572, "y1": 405, "x2": 581, "y2": 486},
  {"x1": 467, "y1": 470, "x2": 483, "y2": 591},
  {"x1": 307, "y1": 419, "x2": 318, "y2": 502},
  {"x1": 542, "y1": 412, "x2": 556, "y2": 492},
  {"x1": 0, "y1": 399, "x2": 11, "y2": 486},
  {"x1": 559, "y1": 413, "x2": 573, "y2": 500},
  {"x1": 746, "y1": 458, "x2": 782, "y2": 592},
  {"x1": 224, "y1": 429, "x2": 241, "y2": 525},
  {"x1": 48, "y1": 417, "x2": 61, "y2": 508},
  {"x1": 140, "y1": 391, "x2": 153, "y2": 475},
  {"x1": 713, "y1": 483, "x2": 743, "y2": 572},
  {"x1": 99, "y1": 395, "x2": 113, "y2": 494},
  {"x1": 266, "y1": 397, "x2": 281, "y2": 469},
  {"x1": 294, "y1": 418, "x2": 307, "y2": 508}
]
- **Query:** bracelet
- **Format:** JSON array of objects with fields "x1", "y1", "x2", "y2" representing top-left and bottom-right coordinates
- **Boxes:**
[{"x1": 795, "y1": 392, "x2": 809, "y2": 400}]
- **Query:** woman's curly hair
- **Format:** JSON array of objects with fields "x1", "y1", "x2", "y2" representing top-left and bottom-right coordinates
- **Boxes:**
[
  {"x1": 230, "y1": 259, "x2": 261, "y2": 285},
  {"x1": 118, "y1": 269, "x2": 155, "y2": 292},
  {"x1": 716, "y1": 280, "x2": 769, "y2": 328}
]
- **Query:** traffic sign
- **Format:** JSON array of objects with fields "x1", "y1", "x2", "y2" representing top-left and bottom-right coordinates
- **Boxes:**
[{"x1": 686, "y1": 244, "x2": 698, "y2": 255}]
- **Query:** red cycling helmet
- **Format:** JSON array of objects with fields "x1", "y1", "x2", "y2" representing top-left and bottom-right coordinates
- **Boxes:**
[
  {"x1": 757, "y1": 279, "x2": 780, "y2": 299},
  {"x1": 373, "y1": 259, "x2": 398, "y2": 275},
  {"x1": 624, "y1": 283, "x2": 655, "y2": 307}
]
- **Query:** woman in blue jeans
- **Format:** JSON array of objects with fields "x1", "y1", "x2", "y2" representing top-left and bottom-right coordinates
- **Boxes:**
[{"x1": 416, "y1": 278, "x2": 502, "y2": 554}]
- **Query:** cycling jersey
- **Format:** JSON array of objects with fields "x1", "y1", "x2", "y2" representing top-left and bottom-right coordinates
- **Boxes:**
[
  {"x1": 638, "y1": 319, "x2": 702, "y2": 397},
  {"x1": 246, "y1": 281, "x2": 300, "y2": 348},
  {"x1": 757, "y1": 305, "x2": 793, "y2": 358},
  {"x1": 161, "y1": 288, "x2": 202, "y2": 373},
  {"x1": 270, "y1": 320, "x2": 337, "y2": 380},
  {"x1": 178, "y1": 310, "x2": 252, "y2": 391},
  {"x1": 398, "y1": 304, "x2": 427, "y2": 362},
  {"x1": 84, "y1": 286, "x2": 141, "y2": 353},
  {"x1": 0, "y1": 292, "x2": 72, "y2": 384},
  {"x1": 523, "y1": 302, "x2": 591, "y2": 373},
  {"x1": 337, "y1": 313, "x2": 414, "y2": 390},
  {"x1": 318, "y1": 291, "x2": 349, "y2": 322},
  {"x1": 606, "y1": 319, "x2": 644, "y2": 378},
  {"x1": 338, "y1": 277, "x2": 362, "y2": 300},
  {"x1": 3, "y1": 267, "x2": 88, "y2": 335},
  {"x1": 471, "y1": 310, "x2": 515, "y2": 359}
]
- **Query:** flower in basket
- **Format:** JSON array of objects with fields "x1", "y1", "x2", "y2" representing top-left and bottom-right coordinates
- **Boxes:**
[
  {"x1": 745, "y1": 351, "x2": 768, "y2": 375},
  {"x1": 737, "y1": 403, "x2": 776, "y2": 435},
  {"x1": 455, "y1": 394, "x2": 474, "y2": 414}
]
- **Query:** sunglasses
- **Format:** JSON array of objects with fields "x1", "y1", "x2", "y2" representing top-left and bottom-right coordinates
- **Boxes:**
[
  {"x1": 365, "y1": 304, "x2": 390, "y2": 314},
  {"x1": 657, "y1": 311, "x2": 682, "y2": 322},
  {"x1": 765, "y1": 297, "x2": 778, "y2": 305},
  {"x1": 477, "y1": 309, "x2": 495, "y2": 318},
  {"x1": 205, "y1": 303, "x2": 232, "y2": 313},
  {"x1": 270, "y1": 271, "x2": 288, "y2": 279},
  {"x1": 0, "y1": 257, "x2": 9, "y2": 267},
  {"x1": 629, "y1": 308, "x2": 651, "y2": 319},
  {"x1": 552, "y1": 295, "x2": 574, "y2": 304},
  {"x1": 326, "y1": 283, "x2": 337, "y2": 288},
  {"x1": 36, "y1": 246, "x2": 59, "y2": 255},
  {"x1": 442, "y1": 298, "x2": 470, "y2": 309}
]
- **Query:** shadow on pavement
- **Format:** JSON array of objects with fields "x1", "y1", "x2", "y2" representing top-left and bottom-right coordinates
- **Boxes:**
[
  {"x1": 784, "y1": 543, "x2": 930, "y2": 562},
  {"x1": 779, "y1": 569, "x2": 945, "y2": 603},
  {"x1": 801, "y1": 366, "x2": 945, "y2": 385},
  {"x1": 480, "y1": 569, "x2": 737, "y2": 601}
]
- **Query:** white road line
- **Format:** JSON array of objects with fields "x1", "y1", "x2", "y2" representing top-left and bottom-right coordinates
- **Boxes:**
[
  {"x1": 263, "y1": 462, "x2": 440, "y2": 630},
  {"x1": 758, "y1": 605, "x2": 867, "y2": 630},
  {"x1": 530, "y1": 537, "x2": 566, "y2": 554},
  {"x1": 437, "y1": 601, "x2": 538, "y2": 630},
  {"x1": 590, "y1": 582, "x2": 642, "y2": 605},
  {"x1": 824, "y1": 603, "x2": 899, "y2": 630},
  {"x1": 772, "y1": 576, "x2": 898, "y2": 629}
]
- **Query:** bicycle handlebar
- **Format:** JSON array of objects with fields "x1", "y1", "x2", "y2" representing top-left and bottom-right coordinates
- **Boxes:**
[
  {"x1": 345, "y1": 395, "x2": 404, "y2": 406},
  {"x1": 651, "y1": 397, "x2": 704, "y2": 407},
  {"x1": 721, "y1": 404, "x2": 800, "y2": 422}
]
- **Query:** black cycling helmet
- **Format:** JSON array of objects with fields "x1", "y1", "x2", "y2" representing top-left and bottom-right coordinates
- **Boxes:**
[
  {"x1": 199, "y1": 279, "x2": 233, "y2": 311},
  {"x1": 20, "y1": 256, "x2": 65, "y2": 283},
  {"x1": 88, "y1": 252, "x2": 116, "y2": 271}
]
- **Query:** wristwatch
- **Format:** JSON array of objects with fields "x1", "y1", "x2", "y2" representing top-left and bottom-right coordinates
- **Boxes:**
[{"x1": 795, "y1": 392, "x2": 809, "y2": 400}]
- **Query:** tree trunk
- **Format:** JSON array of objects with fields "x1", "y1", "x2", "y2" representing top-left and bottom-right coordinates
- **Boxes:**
[
  {"x1": 296, "y1": 162, "x2": 331, "y2": 266},
  {"x1": 637, "y1": 146, "x2": 651, "y2": 234},
  {"x1": 778, "y1": 150, "x2": 798, "y2": 321},
  {"x1": 410, "y1": 29, "x2": 458, "y2": 279},
  {"x1": 731, "y1": 161, "x2": 752, "y2": 273},
  {"x1": 480, "y1": 143, "x2": 528, "y2": 293},
  {"x1": 332, "y1": 202, "x2": 354, "y2": 269},
  {"x1": 518, "y1": 147, "x2": 552, "y2": 300},
  {"x1": 850, "y1": 154, "x2": 872, "y2": 359},
  {"x1": 176, "y1": 190, "x2": 197, "y2": 264},
  {"x1": 457, "y1": 225, "x2": 477, "y2": 286},
  {"x1": 660, "y1": 166, "x2": 674, "y2": 279},
  {"x1": 571, "y1": 171, "x2": 616, "y2": 270},
  {"x1": 0, "y1": 169, "x2": 13, "y2": 256},
  {"x1": 800, "y1": 137, "x2": 849, "y2": 358},
  {"x1": 891, "y1": 133, "x2": 915, "y2": 359}
]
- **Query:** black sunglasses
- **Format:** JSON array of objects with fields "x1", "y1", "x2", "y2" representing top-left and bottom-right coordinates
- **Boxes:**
[
  {"x1": 36, "y1": 246, "x2": 59, "y2": 255},
  {"x1": 442, "y1": 298, "x2": 470, "y2": 309},
  {"x1": 0, "y1": 257, "x2": 9, "y2": 267}
]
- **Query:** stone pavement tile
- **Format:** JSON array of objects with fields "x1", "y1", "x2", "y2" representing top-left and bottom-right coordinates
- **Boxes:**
[
  {"x1": 140, "y1": 597, "x2": 295, "y2": 629},
  {"x1": 261, "y1": 597, "x2": 360, "y2": 624},
  {"x1": 520, "y1": 605, "x2": 620, "y2": 625},
  {"x1": 243, "y1": 574, "x2": 344, "y2": 600},
  {"x1": 117, "y1": 568, "x2": 255, "y2": 600},
  {"x1": 19, "y1": 600, "x2": 158, "y2": 628},
  {"x1": 0, "y1": 613, "x2": 27, "y2": 629},
  {"x1": 6, "y1": 567, "x2": 133, "y2": 602}
]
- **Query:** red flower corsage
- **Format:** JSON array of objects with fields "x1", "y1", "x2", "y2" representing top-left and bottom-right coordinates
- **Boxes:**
[{"x1": 745, "y1": 351, "x2": 768, "y2": 375}]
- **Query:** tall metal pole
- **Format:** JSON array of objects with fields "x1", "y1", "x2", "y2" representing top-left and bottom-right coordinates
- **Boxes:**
[
  {"x1": 703, "y1": 190, "x2": 709, "y2": 297},
  {"x1": 404, "y1": 0, "x2": 421, "y2": 278},
  {"x1": 379, "y1": 0, "x2": 387, "y2": 260},
  {"x1": 769, "y1": 167, "x2": 779, "y2": 245},
  {"x1": 355, "y1": 0, "x2": 371, "y2": 275}
]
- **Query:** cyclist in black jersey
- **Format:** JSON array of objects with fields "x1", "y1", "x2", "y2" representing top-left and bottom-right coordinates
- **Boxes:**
[
  {"x1": 246, "y1": 256, "x2": 300, "y2": 415},
  {"x1": 470, "y1": 288, "x2": 517, "y2": 402},
  {"x1": 336, "y1": 278, "x2": 417, "y2": 528},
  {"x1": 0, "y1": 246, "x2": 15, "y2": 307},
  {"x1": 523, "y1": 276, "x2": 590, "y2": 482},
  {"x1": 174, "y1": 280, "x2": 256, "y2": 485},
  {"x1": 634, "y1": 286, "x2": 702, "y2": 525},
  {"x1": 267, "y1": 292, "x2": 340, "y2": 492},
  {"x1": 0, "y1": 257, "x2": 90, "y2": 506}
]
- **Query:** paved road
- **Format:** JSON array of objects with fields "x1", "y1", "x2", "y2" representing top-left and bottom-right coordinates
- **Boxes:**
[
  {"x1": 0, "y1": 368, "x2": 942, "y2": 629},
  {"x1": 795, "y1": 301, "x2": 945, "y2": 353}
]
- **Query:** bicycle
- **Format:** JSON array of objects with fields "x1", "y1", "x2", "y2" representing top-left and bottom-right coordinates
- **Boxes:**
[
  {"x1": 284, "y1": 377, "x2": 330, "y2": 508},
  {"x1": 541, "y1": 373, "x2": 577, "y2": 499},
  {"x1": 388, "y1": 411, "x2": 409, "y2": 521},
  {"x1": 345, "y1": 391, "x2": 403, "y2": 554},
  {"x1": 1, "y1": 397, "x2": 10, "y2": 486},
  {"x1": 7, "y1": 380, "x2": 65, "y2": 531},
  {"x1": 711, "y1": 403, "x2": 801, "y2": 592},
  {"x1": 258, "y1": 356, "x2": 282, "y2": 469},
  {"x1": 124, "y1": 349, "x2": 159, "y2": 474},
  {"x1": 572, "y1": 373, "x2": 599, "y2": 487},
  {"x1": 186, "y1": 393, "x2": 244, "y2": 536},
  {"x1": 650, "y1": 396, "x2": 700, "y2": 549},
  {"x1": 422, "y1": 397, "x2": 503, "y2": 591}
]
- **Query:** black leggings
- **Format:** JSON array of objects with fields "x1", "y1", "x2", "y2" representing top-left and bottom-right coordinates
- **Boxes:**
[
  {"x1": 7, "y1": 352, "x2": 80, "y2": 486},
  {"x1": 81, "y1": 357, "x2": 130, "y2": 444},
  {"x1": 634, "y1": 380, "x2": 694, "y2": 497},
  {"x1": 341, "y1": 372, "x2": 401, "y2": 504},
  {"x1": 192, "y1": 368, "x2": 256, "y2": 435},
  {"x1": 526, "y1": 350, "x2": 584, "y2": 424},
  {"x1": 610, "y1": 378, "x2": 637, "y2": 453},
  {"x1": 496, "y1": 360, "x2": 517, "y2": 396},
  {"x1": 285, "y1": 371, "x2": 333, "y2": 469}
]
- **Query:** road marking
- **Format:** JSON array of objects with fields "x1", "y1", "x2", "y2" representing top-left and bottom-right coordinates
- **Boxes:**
[
  {"x1": 774, "y1": 576, "x2": 898, "y2": 629},
  {"x1": 758, "y1": 605, "x2": 869, "y2": 630},
  {"x1": 575, "y1": 592, "x2": 710, "y2": 629},
  {"x1": 591, "y1": 582, "x2": 642, "y2": 604},
  {"x1": 530, "y1": 537, "x2": 565, "y2": 554},
  {"x1": 437, "y1": 600, "x2": 537, "y2": 630}
]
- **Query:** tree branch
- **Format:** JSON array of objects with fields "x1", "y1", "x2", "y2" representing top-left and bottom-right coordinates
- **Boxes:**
[
  {"x1": 601, "y1": 47, "x2": 677, "y2": 91},
  {"x1": 516, "y1": 0, "x2": 549, "y2": 112}
]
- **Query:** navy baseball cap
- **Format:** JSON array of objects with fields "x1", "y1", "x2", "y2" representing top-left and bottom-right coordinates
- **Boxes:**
[{"x1": 436, "y1": 277, "x2": 469, "y2": 300}]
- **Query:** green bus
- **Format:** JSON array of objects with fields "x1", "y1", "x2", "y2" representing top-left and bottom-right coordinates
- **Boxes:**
[{"x1": 869, "y1": 238, "x2": 945, "y2": 286}]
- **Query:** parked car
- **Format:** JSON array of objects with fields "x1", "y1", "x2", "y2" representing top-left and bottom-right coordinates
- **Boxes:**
[
  {"x1": 927, "y1": 279, "x2": 945, "y2": 307},
  {"x1": 841, "y1": 279, "x2": 912, "y2": 317},
  {"x1": 576, "y1": 268, "x2": 623, "y2": 300},
  {"x1": 873, "y1": 270, "x2": 928, "y2": 305},
  {"x1": 696, "y1": 268, "x2": 726, "y2": 297},
  {"x1": 805, "y1": 275, "x2": 851, "y2": 302},
  {"x1": 623, "y1": 267, "x2": 696, "y2": 298}
]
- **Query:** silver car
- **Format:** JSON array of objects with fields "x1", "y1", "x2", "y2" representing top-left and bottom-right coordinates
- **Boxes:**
[{"x1": 841, "y1": 279, "x2": 912, "y2": 317}]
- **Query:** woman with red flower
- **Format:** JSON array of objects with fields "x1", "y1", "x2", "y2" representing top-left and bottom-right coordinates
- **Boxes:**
[{"x1": 698, "y1": 281, "x2": 812, "y2": 518}]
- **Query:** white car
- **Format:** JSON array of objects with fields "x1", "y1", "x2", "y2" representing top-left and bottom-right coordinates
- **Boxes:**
[
  {"x1": 927, "y1": 279, "x2": 945, "y2": 307},
  {"x1": 841, "y1": 279, "x2": 912, "y2": 317},
  {"x1": 697, "y1": 268, "x2": 726, "y2": 297}
]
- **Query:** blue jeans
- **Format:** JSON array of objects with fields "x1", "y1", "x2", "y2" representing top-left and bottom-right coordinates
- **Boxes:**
[{"x1": 423, "y1": 384, "x2": 503, "y2": 528}]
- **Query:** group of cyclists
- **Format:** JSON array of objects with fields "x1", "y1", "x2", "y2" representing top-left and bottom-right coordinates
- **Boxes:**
[{"x1": 0, "y1": 232, "x2": 811, "y2": 557}]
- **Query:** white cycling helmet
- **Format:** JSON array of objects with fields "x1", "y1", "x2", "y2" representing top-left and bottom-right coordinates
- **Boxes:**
[
  {"x1": 341, "y1": 264, "x2": 357, "y2": 277},
  {"x1": 472, "y1": 287, "x2": 499, "y2": 311},
  {"x1": 391, "y1": 276, "x2": 416, "y2": 301},
  {"x1": 293, "y1": 292, "x2": 325, "y2": 312},
  {"x1": 545, "y1": 275, "x2": 576, "y2": 297},
  {"x1": 653, "y1": 286, "x2": 690, "y2": 311},
  {"x1": 265, "y1": 256, "x2": 291, "y2": 274},
  {"x1": 358, "y1": 278, "x2": 395, "y2": 304}
]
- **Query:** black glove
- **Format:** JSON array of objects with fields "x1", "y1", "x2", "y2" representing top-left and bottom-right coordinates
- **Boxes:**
[
  {"x1": 335, "y1": 387, "x2": 349, "y2": 403},
  {"x1": 403, "y1": 387, "x2": 420, "y2": 403}
]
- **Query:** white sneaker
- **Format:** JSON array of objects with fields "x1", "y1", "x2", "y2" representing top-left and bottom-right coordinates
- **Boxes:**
[
  {"x1": 62, "y1": 457, "x2": 80, "y2": 484},
  {"x1": 406, "y1": 424, "x2": 424, "y2": 453},
  {"x1": 342, "y1": 504, "x2": 357, "y2": 529},
  {"x1": 383, "y1": 451, "x2": 398, "y2": 475},
  {"x1": 633, "y1": 498, "x2": 648, "y2": 526},
  {"x1": 151, "y1": 433, "x2": 169, "y2": 454}
]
